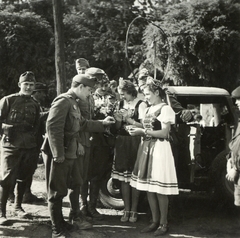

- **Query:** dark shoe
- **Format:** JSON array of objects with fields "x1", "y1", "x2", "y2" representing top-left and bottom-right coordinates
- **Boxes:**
[
  {"x1": 62, "y1": 220, "x2": 75, "y2": 232},
  {"x1": 88, "y1": 206, "x2": 103, "y2": 220},
  {"x1": 0, "y1": 215, "x2": 9, "y2": 226},
  {"x1": 23, "y1": 193, "x2": 45, "y2": 204},
  {"x1": 69, "y1": 212, "x2": 92, "y2": 230},
  {"x1": 52, "y1": 230, "x2": 71, "y2": 238},
  {"x1": 14, "y1": 207, "x2": 29, "y2": 219},
  {"x1": 154, "y1": 224, "x2": 169, "y2": 236},
  {"x1": 141, "y1": 222, "x2": 159, "y2": 233},
  {"x1": 80, "y1": 205, "x2": 88, "y2": 216},
  {"x1": 8, "y1": 193, "x2": 15, "y2": 204}
]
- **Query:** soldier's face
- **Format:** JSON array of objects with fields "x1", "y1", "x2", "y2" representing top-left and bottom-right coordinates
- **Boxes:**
[
  {"x1": 18, "y1": 81, "x2": 35, "y2": 96},
  {"x1": 78, "y1": 84, "x2": 92, "y2": 100},
  {"x1": 76, "y1": 67, "x2": 87, "y2": 74}
]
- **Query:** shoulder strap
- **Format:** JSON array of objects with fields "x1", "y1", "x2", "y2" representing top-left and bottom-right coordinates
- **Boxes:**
[{"x1": 119, "y1": 100, "x2": 124, "y2": 109}]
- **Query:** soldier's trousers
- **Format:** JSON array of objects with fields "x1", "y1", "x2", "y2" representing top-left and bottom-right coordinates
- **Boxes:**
[
  {"x1": 0, "y1": 146, "x2": 38, "y2": 215},
  {"x1": 48, "y1": 157, "x2": 82, "y2": 232}
]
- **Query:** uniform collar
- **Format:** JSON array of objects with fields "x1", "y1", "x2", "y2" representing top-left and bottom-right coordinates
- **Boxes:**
[
  {"x1": 67, "y1": 89, "x2": 78, "y2": 100},
  {"x1": 18, "y1": 92, "x2": 32, "y2": 98}
]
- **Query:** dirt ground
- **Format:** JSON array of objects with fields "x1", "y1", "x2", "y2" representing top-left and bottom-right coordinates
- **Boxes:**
[{"x1": 1, "y1": 164, "x2": 240, "y2": 238}]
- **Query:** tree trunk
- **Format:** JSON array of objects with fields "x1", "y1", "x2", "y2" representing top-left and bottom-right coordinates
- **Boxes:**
[{"x1": 52, "y1": 0, "x2": 66, "y2": 95}]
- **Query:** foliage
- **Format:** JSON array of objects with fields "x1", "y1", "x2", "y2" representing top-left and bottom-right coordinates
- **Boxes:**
[
  {"x1": 142, "y1": 0, "x2": 240, "y2": 90},
  {"x1": 63, "y1": 0, "x2": 141, "y2": 82},
  {"x1": 0, "y1": 6, "x2": 54, "y2": 96}
]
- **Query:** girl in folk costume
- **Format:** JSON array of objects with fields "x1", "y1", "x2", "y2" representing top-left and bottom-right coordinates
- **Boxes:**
[
  {"x1": 129, "y1": 78, "x2": 178, "y2": 236},
  {"x1": 112, "y1": 78, "x2": 148, "y2": 222}
]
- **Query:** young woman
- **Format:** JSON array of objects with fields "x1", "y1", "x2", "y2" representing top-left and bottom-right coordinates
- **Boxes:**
[
  {"x1": 112, "y1": 79, "x2": 147, "y2": 223},
  {"x1": 129, "y1": 78, "x2": 179, "y2": 236}
]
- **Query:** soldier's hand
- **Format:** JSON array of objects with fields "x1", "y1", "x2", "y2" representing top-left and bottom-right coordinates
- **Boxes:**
[
  {"x1": 102, "y1": 116, "x2": 116, "y2": 125},
  {"x1": 77, "y1": 143, "x2": 85, "y2": 156},
  {"x1": 181, "y1": 110, "x2": 192, "y2": 122},
  {"x1": 53, "y1": 156, "x2": 65, "y2": 163}
]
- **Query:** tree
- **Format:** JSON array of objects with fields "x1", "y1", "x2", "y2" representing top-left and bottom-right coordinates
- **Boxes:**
[
  {"x1": 52, "y1": 0, "x2": 66, "y2": 95},
  {"x1": 0, "y1": 6, "x2": 54, "y2": 95},
  {"x1": 63, "y1": 0, "x2": 141, "y2": 81},
  {"x1": 141, "y1": 0, "x2": 240, "y2": 90}
]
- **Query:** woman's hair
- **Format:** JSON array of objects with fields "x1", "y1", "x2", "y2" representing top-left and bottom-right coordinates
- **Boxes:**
[
  {"x1": 118, "y1": 78, "x2": 138, "y2": 98},
  {"x1": 145, "y1": 78, "x2": 167, "y2": 102}
]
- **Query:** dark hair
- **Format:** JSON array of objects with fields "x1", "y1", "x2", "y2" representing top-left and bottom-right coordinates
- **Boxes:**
[{"x1": 118, "y1": 79, "x2": 137, "y2": 97}]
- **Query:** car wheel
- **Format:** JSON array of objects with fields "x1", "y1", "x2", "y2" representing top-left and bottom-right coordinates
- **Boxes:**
[
  {"x1": 99, "y1": 172, "x2": 124, "y2": 209},
  {"x1": 211, "y1": 150, "x2": 234, "y2": 202}
]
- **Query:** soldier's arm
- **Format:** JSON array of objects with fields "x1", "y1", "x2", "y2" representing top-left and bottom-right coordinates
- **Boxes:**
[
  {"x1": 167, "y1": 94, "x2": 193, "y2": 123},
  {"x1": 79, "y1": 116, "x2": 106, "y2": 133},
  {"x1": 46, "y1": 98, "x2": 68, "y2": 158},
  {"x1": 0, "y1": 97, "x2": 9, "y2": 124}
]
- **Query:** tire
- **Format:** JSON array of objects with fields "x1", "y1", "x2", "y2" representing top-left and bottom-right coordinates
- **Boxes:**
[
  {"x1": 99, "y1": 173, "x2": 124, "y2": 210},
  {"x1": 211, "y1": 150, "x2": 234, "y2": 202}
]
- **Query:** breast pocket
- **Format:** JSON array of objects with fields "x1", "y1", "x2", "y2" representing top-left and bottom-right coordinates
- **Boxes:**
[{"x1": 9, "y1": 109, "x2": 23, "y2": 123}]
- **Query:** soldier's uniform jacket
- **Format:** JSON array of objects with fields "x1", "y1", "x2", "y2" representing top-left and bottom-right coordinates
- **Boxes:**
[
  {"x1": 77, "y1": 95, "x2": 95, "y2": 148},
  {"x1": 0, "y1": 93, "x2": 40, "y2": 148},
  {"x1": 46, "y1": 89, "x2": 105, "y2": 159}
]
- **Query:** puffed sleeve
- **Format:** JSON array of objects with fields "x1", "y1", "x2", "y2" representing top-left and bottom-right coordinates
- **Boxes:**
[
  {"x1": 138, "y1": 101, "x2": 148, "y2": 120},
  {"x1": 158, "y1": 105, "x2": 175, "y2": 124}
]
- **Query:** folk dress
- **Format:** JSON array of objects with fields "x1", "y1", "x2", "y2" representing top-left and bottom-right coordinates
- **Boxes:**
[
  {"x1": 130, "y1": 103, "x2": 179, "y2": 195},
  {"x1": 111, "y1": 98, "x2": 147, "y2": 183}
]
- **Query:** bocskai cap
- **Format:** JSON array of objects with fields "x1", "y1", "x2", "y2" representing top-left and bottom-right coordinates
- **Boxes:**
[
  {"x1": 19, "y1": 71, "x2": 36, "y2": 83},
  {"x1": 75, "y1": 58, "x2": 90, "y2": 69}
]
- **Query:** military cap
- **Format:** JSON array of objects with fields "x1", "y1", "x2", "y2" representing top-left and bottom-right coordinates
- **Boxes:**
[
  {"x1": 85, "y1": 67, "x2": 105, "y2": 76},
  {"x1": 72, "y1": 74, "x2": 96, "y2": 88},
  {"x1": 231, "y1": 86, "x2": 240, "y2": 99},
  {"x1": 33, "y1": 82, "x2": 48, "y2": 92},
  {"x1": 85, "y1": 67, "x2": 108, "y2": 83},
  {"x1": 75, "y1": 58, "x2": 90, "y2": 69},
  {"x1": 19, "y1": 71, "x2": 36, "y2": 83}
]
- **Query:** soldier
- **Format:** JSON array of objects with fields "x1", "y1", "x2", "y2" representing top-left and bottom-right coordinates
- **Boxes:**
[
  {"x1": 75, "y1": 58, "x2": 90, "y2": 74},
  {"x1": 46, "y1": 74, "x2": 115, "y2": 238},
  {"x1": 226, "y1": 86, "x2": 240, "y2": 206},
  {"x1": 8, "y1": 82, "x2": 48, "y2": 204},
  {"x1": 79, "y1": 67, "x2": 114, "y2": 220},
  {"x1": 0, "y1": 71, "x2": 40, "y2": 225}
]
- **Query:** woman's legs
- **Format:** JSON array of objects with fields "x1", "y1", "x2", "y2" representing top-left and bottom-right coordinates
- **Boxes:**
[
  {"x1": 130, "y1": 187, "x2": 140, "y2": 212},
  {"x1": 156, "y1": 194, "x2": 169, "y2": 225},
  {"x1": 147, "y1": 192, "x2": 160, "y2": 223},
  {"x1": 121, "y1": 181, "x2": 131, "y2": 211}
]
